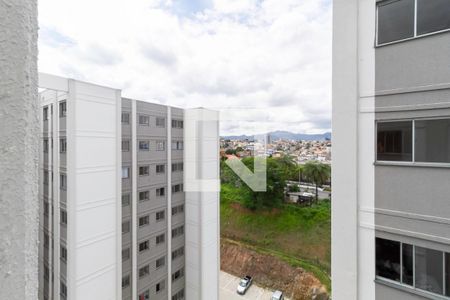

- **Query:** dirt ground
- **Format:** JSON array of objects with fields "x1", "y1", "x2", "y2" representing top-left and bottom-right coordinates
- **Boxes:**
[{"x1": 221, "y1": 239, "x2": 329, "y2": 300}]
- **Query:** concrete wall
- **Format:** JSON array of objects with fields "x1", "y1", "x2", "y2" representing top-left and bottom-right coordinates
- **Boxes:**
[{"x1": 0, "y1": 0, "x2": 39, "y2": 299}]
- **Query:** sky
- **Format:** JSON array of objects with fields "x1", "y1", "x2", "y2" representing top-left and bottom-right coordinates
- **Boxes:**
[{"x1": 38, "y1": 0, "x2": 332, "y2": 136}]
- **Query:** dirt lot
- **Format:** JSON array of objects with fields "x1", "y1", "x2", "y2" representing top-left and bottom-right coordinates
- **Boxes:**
[{"x1": 221, "y1": 239, "x2": 329, "y2": 300}]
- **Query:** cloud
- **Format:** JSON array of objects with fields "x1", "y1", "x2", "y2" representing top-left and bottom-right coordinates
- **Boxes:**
[{"x1": 38, "y1": 0, "x2": 331, "y2": 135}]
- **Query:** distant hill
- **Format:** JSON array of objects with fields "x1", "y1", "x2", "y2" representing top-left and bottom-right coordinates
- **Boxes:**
[{"x1": 221, "y1": 131, "x2": 331, "y2": 141}]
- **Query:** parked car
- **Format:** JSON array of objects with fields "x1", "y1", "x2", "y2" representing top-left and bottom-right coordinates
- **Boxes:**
[
  {"x1": 271, "y1": 290, "x2": 284, "y2": 300},
  {"x1": 236, "y1": 275, "x2": 253, "y2": 295}
]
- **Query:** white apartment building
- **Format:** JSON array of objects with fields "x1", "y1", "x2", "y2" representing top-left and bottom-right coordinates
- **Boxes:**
[{"x1": 38, "y1": 73, "x2": 219, "y2": 300}]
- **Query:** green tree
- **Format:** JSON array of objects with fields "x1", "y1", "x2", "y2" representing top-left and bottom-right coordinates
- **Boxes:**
[{"x1": 303, "y1": 161, "x2": 331, "y2": 203}]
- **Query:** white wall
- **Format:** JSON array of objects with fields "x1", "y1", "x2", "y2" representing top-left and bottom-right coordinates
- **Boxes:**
[
  {"x1": 184, "y1": 109, "x2": 220, "y2": 300},
  {"x1": 66, "y1": 79, "x2": 122, "y2": 300},
  {"x1": 0, "y1": 1, "x2": 39, "y2": 299}
]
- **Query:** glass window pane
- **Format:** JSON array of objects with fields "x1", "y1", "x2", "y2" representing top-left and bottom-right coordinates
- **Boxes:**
[
  {"x1": 377, "y1": 121, "x2": 413, "y2": 161},
  {"x1": 377, "y1": 0, "x2": 415, "y2": 44},
  {"x1": 446, "y1": 253, "x2": 450, "y2": 297},
  {"x1": 415, "y1": 246, "x2": 443, "y2": 295},
  {"x1": 376, "y1": 238, "x2": 401, "y2": 281},
  {"x1": 415, "y1": 119, "x2": 450, "y2": 163},
  {"x1": 417, "y1": 0, "x2": 450, "y2": 35},
  {"x1": 402, "y1": 243, "x2": 414, "y2": 286}
]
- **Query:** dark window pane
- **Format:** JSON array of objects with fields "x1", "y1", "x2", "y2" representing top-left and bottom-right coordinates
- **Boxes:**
[
  {"x1": 415, "y1": 247, "x2": 443, "y2": 295},
  {"x1": 415, "y1": 119, "x2": 450, "y2": 163},
  {"x1": 402, "y1": 243, "x2": 414, "y2": 286},
  {"x1": 376, "y1": 238, "x2": 401, "y2": 281},
  {"x1": 417, "y1": 0, "x2": 450, "y2": 35},
  {"x1": 377, "y1": 0, "x2": 415, "y2": 44},
  {"x1": 446, "y1": 253, "x2": 450, "y2": 297},
  {"x1": 377, "y1": 121, "x2": 413, "y2": 161}
]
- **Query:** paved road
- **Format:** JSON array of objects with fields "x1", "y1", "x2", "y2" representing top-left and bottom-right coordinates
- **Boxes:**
[{"x1": 220, "y1": 271, "x2": 287, "y2": 300}]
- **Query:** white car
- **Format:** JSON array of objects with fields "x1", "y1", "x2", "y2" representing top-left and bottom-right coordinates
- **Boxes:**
[
  {"x1": 271, "y1": 290, "x2": 284, "y2": 300},
  {"x1": 236, "y1": 276, "x2": 252, "y2": 295}
]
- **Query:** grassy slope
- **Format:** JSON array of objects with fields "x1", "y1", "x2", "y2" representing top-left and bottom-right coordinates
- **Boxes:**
[{"x1": 220, "y1": 183, "x2": 331, "y2": 289}]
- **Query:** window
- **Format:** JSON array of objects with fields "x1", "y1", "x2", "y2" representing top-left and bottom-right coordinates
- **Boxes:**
[
  {"x1": 139, "y1": 265, "x2": 150, "y2": 278},
  {"x1": 172, "y1": 140, "x2": 184, "y2": 150},
  {"x1": 122, "y1": 167, "x2": 130, "y2": 179},
  {"x1": 172, "y1": 267, "x2": 185, "y2": 282},
  {"x1": 415, "y1": 119, "x2": 450, "y2": 163},
  {"x1": 122, "y1": 140, "x2": 130, "y2": 152},
  {"x1": 377, "y1": 0, "x2": 415, "y2": 44},
  {"x1": 122, "y1": 248, "x2": 130, "y2": 261},
  {"x1": 172, "y1": 289, "x2": 185, "y2": 300},
  {"x1": 156, "y1": 187, "x2": 165, "y2": 197},
  {"x1": 61, "y1": 209, "x2": 67, "y2": 225},
  {"x1": 139, "y1": 191, "x2": 149, "y2": 202},
  {"x1": 446, "y1": 253, "x2": 450, "y2": 297},
  {"x1": 172, "y1": 183, "x2": 183, "y2": 193},
  {"x1": 402, "y1": 243, "x2": 414, "y2": 286},
  {"x1": 172, "y1": 119, "x2": 184, "y2": 129},
  {"x1": 172, "y1": 204, "x2": 184, "y2": 216},
  {"x1": 156, "y1": 280, "x2": 165, "y2": 293},
  {"x1": 172, "y1": 226, "x2": 184, "y2": 238},
  {"x1": 156, "y1": 140, "x2": 165, "y2": 151},
  {"x1": 61, "y1": 246, "x2": 67, "y2": 262},
  {"x1": 139, "y1": 290, "x2": 149, "y2": 300},
  {"x1": 172, "y1": 162, "x2": 183, "y2": 172},
  {"x1": 156, "y1": 256, "x2": 165, "y2": 269},
  {"x1": 417, "y1": 0, "x2": 450, "y2": 35},
  {"x1": 139, "y1": 240, "x2": 149, "y2": 252},
  {"x1": 139, "y1": 215, "x2": 149, "y2": 227},
  {"x1": 139, "y1": 166, "x2": 149, "y2": 176},
  {"x1": 43, "y1": 107, "x2": 49, "y2": 120},
  {"x1": 156, "y1": 117, "x2": 165, "y2": 128},
  {"x1": 172, "y1": 247, "x2": 184, "y2": 260},
  {"x1": 156, "y1": 233, "x2": 165, "y2": 245},
  {"x1": 43, "y1": 139, "x2": 49, "y2": 153},
  {"x1": 156, "y1": 164, "x2": 165, "y2": 174},
  {"x1": 377, "y1": 0, "x2": 450, "y2": 45},
  {"x1": 139, "y1": 115, "x2": 149, "y2": 125},
  {"x1": 156, "y1": 210, "x2": 165, "y2": 221},
  {"x1": 415, "y1": 246, "x2": 444, "y2": 295},
  {"x1": 122, "y1": 275, "x2": 130, "y2": 289},
  {"x1": 122, "y1": 221, "x2": 130, "y2": 234},
  {"x1": 60, "y1": 282, "x2": 67, "y2": 298},
  {"x1": 377, "y1": 121, "x2": 412, "y2": 161},
  {"x1": 60, "y1": 138, "x2": 66, "y2": 153},
  {"x1": 376, "y1": 238, "x2": 401, "y2": 281},
  {"x1": 122, "y1": 194, "x2": 130, "y2": 207},
  {"x1": 59, "y1": 101, "x2": 67, "y2": 117},
  {"x1": 60, "y1": 174, "x2": 67, "y2": 190},
  {"x1": 121, "y1": 112, "x2": 130, "y2": 124},
  {"x1": 139, "y1": 140, "x2": 149, "y2": 151}
]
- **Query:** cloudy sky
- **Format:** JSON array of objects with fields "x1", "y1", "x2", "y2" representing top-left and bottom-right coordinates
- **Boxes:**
[{"x1": 38, "y1": 0, "x2": 331, "y2": 135}]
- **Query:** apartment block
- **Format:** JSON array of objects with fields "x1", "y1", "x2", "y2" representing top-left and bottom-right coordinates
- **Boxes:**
[
  {"x1": 333, "y1": 1, "x2": 450, "y2": 300},
  {"x1": 38, "y1": 74, "x2": 219, "y2": 300}
]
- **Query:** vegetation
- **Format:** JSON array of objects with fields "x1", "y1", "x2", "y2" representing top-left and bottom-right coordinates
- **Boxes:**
[{"x1": 220, "y1": 156, "x2": 332, "y2": 290}]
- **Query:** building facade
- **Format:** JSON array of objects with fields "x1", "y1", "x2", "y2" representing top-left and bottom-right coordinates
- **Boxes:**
[
  {"x1": 333, "y1": 1, "x2": 450, "y2": 299},
  {"x1": 38, "y1": 74, "x2": 219, "y2": 300}
]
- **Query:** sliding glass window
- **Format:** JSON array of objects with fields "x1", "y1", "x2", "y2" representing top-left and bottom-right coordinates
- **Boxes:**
[
  {"x1": 417, "y1": 0, "x2": 450, "y2": 35},
  {"x1": 415, "y1": 119, "x2": 450, "y2": 163},
  {"x1": 446, "y1": 253, "x2": 450, "y2": 297},
  {"x1": 402, "y1": 243, "x2": 414, "y2": 286},
  {"x1": 377, "y1": 121, "x2": 413, "y2": 162},
  {"x1": 376, "y1": 238, "x2": 401, "y2": 281},
  {"x1": 377, "y1": 0, "x2": 450, "y2": 45},
  {"x1": 377, "y1": 0, "x2": 415, "y2": 44},
  {"x1": 415, "y1": 247, "x2": 444, "y2": 295}
]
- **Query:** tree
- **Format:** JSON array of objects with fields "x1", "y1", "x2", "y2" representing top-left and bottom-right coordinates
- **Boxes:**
[{"x1": 303, "y1": 161, "x2": 331, "y2": 203}]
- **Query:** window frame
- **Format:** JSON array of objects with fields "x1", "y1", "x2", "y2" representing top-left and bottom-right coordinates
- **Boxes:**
[
  {"x1": 375, "y1": 237, "x2": 450, "y2": 299},
  {"x1": 375, "y1": 117, "x2": 450, "y2": 168},
  {"x1": 138, "y1": 114, "x2": 150, "y2": 126},
  {"x1": 376, "y1": 0, "x2": 450, "y2": 47}
]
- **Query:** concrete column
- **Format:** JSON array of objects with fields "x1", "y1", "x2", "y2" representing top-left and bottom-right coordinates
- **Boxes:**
[{"x1": 0, "y1": 0, "x2": 39, "y2": 299}]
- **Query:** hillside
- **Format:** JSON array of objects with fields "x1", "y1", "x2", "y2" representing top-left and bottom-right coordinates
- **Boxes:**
[
  {"x1": 220, "y1": 183, "x2": 331, "y2": 291},
  {"x1": 222, "y1": 131, "x2": 331, "y2": 141}
]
